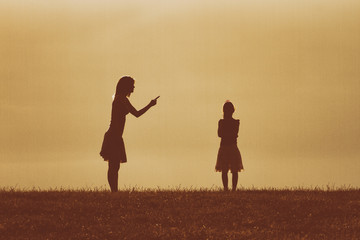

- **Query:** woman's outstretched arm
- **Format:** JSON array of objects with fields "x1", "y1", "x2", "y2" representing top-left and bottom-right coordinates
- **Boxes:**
[{"x1": 126, "y1": 96, "x2": 159, "y2": 118}]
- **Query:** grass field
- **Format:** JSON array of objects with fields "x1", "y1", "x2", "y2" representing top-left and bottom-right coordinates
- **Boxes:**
[{"x1": 0, "y1": 188, "x2": 359, "y2": 239}]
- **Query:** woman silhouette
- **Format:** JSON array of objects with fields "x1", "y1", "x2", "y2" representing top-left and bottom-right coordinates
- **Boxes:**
[
  {"x1": 100, "y1": 76, "x2": 159, "y2": 192},
  {"x1": 215, "y1": 101, "x2": 244, "y2": 191}
]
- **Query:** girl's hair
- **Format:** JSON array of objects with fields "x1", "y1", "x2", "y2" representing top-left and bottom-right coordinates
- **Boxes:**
[
  {"x1": 115, "y1": 76, "x2": 135, "y2": 96},
  {"x1": 223, "y1": 101, "x2": 235, "y2": 114}
]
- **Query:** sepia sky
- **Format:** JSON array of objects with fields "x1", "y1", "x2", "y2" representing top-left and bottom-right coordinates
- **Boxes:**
[{"x1": 1, "y1": 0, "x2": 359, "y2": 189}]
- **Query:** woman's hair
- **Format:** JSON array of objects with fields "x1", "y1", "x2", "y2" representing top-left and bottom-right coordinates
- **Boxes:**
[
  {"x1": 223, "y1": 101, "x2": 235, "y2": 114},
  {"x1": 115, "y1": 76, "x2": 135, "y2": 96}
]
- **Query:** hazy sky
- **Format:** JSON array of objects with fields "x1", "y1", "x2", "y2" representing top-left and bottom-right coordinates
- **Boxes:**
[{"x1": 1, "y1": 0, "x2": 359, "y2": 189}]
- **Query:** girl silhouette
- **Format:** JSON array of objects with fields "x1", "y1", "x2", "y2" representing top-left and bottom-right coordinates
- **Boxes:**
[
  {"x1": 215, "y1": 101, "x2": 244, "y2": 191},
  {"x1": 100, "y1": 76, "x2": 159, "y2": 192}
]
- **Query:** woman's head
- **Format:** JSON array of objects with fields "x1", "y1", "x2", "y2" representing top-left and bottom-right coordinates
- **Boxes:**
[
  {"x1": 116, "y1": 76, "x2": 135, "y2": 97},
  {"x1": 223, "y1": 100, "x2": 235, "y2": 117}
]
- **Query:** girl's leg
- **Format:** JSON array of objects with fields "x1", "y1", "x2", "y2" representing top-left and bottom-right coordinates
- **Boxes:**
[
  {"x1": 108, "y1": 160, "x2": 120, "y2": 192},
  {"x1": 232, "y1": 172, "x2": 238, "y2": 191},
  {"x1": 221, "y1": 171, "x2": 229, "y2": 191}
]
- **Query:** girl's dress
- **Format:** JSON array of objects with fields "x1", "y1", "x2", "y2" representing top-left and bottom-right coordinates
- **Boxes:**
[
  {"x1": 100, "y1": 96, "x2": 130, "y2": 163},
  {"x1": 215, "y1": 118, "x2": 244, "y2": 172}
]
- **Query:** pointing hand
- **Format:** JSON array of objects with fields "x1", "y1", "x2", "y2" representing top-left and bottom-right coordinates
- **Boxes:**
[{"x1": 150, "y1": 96, "x2": 160, "y2": 106}]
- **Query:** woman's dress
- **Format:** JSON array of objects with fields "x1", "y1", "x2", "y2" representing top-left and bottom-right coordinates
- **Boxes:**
[
  {"x1": 215, "y1": 118, "x2": 244, "y2": 172},
  {"x1": 100, "y1": 96, "x2": 130, "y2": 163}
]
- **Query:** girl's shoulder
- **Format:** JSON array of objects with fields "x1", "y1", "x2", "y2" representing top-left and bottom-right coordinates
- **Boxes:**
[
  {"x1": 114, "y1": 96, "x2": 130, "y2": 104},
  {"x1": 113, "y1": 96, "x2": 131, "y2": 111},
  {"x1": 220, "y1": 118, "x2": 239, "y2": 122},
  {"x1": 218, "y1": 119, "x2": 239, "y2": 127}
]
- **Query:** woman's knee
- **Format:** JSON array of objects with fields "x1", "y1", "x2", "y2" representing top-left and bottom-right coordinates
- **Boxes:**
[{"x1": 108, "y1": 160, "x2": 120, "y2": 172}]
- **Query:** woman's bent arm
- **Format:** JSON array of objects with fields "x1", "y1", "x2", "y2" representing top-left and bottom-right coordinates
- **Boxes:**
[
  {"x1": 127, "y1": 97, "x2": 158, "y2": 118},
  {"x1": 129, "y1": 103, "x2": 152, "y2": 118},
  {"x1": 218, "y1": 120, "x2": 223, "y2": 137}
]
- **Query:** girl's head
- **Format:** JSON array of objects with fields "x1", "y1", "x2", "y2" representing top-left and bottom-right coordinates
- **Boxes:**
[
  {"x1": 116, "y1": 76, "x2": 135, "y2": 97},
  {"x1": 223, "y1": 100, "x2": 235, "y2": 118}
]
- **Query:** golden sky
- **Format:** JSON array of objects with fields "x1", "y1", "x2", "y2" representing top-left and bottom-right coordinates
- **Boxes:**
[{"x1": 1, "y1": 0, "x2": 359, "y2": 189}]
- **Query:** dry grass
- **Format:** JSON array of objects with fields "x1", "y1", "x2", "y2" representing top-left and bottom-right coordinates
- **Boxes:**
[{"x1": 0, "y1": 188, "x2": 359, "y2": 239}]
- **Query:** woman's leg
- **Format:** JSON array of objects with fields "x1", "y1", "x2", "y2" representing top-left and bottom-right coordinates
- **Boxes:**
[
  {"x1": 232, "y1": 172, "x2": 238, "y2": 191},
  {"x1": 108, "y1": 160, "x2": 120, "y2": 192},
  {"x1": 222, "y1": 171, "x2": 228, "y2": 191}
]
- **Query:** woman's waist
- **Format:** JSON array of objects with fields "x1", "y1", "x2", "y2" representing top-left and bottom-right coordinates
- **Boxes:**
[
  {"x1": 107, "y1": 125, "x2": 124, "y2": 135},
  {"x1": 220, "y1": 138, "x2": 237, "y2": 146}
]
